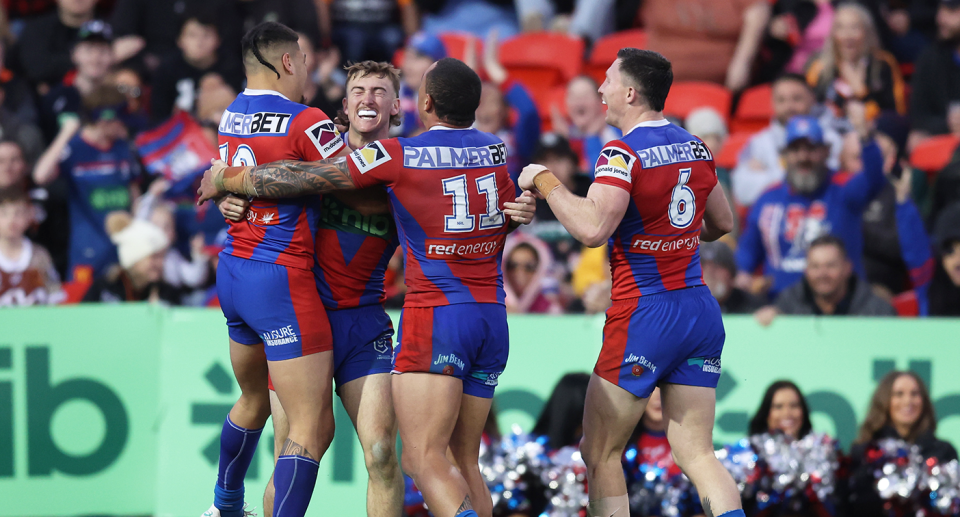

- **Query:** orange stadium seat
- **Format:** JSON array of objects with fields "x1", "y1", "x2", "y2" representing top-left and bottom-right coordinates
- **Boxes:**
[
  {"x1": 499, "y1": 32, "x2": 585, "y2": 117},
  {"x1": 715, "y1": 131, "x2": 754, "y2": 169},
  {"x1": 663, "y1": 81, "x2": 732, "y2": 123},
  {"x1": 910, "y1": 135, "x2": 960, "y2": 178},
  {"x1": 731, "y1": 83, "x2": 773, "y2": 134},
  {"x1": 541, "y1": 84, "x2": 568, "y2": 132},
  {"x1": 892, "y1": 290, "x2": 920, "y2": 317},
  {"x1": 586, "y1": 29, "x2": 647, "y2": 84},
  {"x1": 392, "y1": 47, "x2": 405, "y2": 68},
  {"x1": 439, "y1": 32, "x2": 481, "y2": 63}
]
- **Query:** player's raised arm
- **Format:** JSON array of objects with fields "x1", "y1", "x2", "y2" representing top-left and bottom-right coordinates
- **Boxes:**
[
  {"x1": 197, "y1": 157, "x2": 356, "y2": 204},
  {"x1": 519, "y1": 164, "x2": 631, "y2": 247}
]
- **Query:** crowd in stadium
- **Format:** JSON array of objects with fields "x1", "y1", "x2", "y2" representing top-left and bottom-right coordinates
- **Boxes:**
[{"x1": 0, "y1": 0, "x2": 958, "y2": 318}]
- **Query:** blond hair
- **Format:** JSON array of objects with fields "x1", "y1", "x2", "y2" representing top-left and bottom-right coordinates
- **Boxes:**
[{"x1": 344, "y1": 61, "x2": 402, "y2": 127}]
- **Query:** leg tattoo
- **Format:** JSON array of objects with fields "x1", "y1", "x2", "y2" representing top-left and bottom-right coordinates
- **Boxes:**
[
  {"x1": 279, "y1": 439, "x2": 315, "y2": 460},
  {"x1": 702, "y1": 496, "x2": 715, "y2": 517},
  {"x1": 456, "y1": 495, "x2": 473, "y2": 513}
]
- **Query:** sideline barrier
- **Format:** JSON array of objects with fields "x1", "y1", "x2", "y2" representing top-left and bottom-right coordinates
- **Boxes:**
[{"x1": 1, "y1": 305, "x2": 958, "y2": 515}]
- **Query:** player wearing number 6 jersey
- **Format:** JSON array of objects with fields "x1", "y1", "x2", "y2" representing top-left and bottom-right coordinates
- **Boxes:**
[
  {"x1": 204, "y1": 22, "x2": 349, "y2": 517},
  {"x1": 198, "y1": 58, "x2": 536, "y2": 517},
  {"x1": 518, "y1": 49, "x2": 743, "y2": 517}
]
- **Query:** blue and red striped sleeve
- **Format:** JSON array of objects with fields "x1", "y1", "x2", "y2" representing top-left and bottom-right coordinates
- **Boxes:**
[{"x1": 896, "y1": 199, "x2": 934, "y2": 316}]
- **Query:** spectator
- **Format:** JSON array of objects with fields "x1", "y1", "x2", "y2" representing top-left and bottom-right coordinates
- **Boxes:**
[
  {"x1": 138, "y1": 198, "x2": 210, "y2": 292},
  {"x1": 847, "y1": 370, "x2": 958, "y2": 517},
  {"x1": 685, "y1": 107, "x2": 731, "y2": 190},
  {"x1": 33, "y1": 84, "x2": 141, "y2": 280},
  {"x1": 701, "y1": 241, "x2": 765, "y2": 314},
  {"x1": 909, "y1": 0, "x2": 960, "y2": 142},
  {"x1": 503, "y1": 234, "x2": 562, "y2": 314},
  {"x1": 110, "y1": 67, "x2": 150, "y2": 136},
  {"x1": 875, "y1": 0, "x2": 940, "y2": 66},
  {"x1": 731, "y1": 73, "x2": 844, "y2": 208},
  {"x1": 396, "y1": 31, "x2": 445, "y2": 137},
  {"x1": 15, "y1": 0, "x2": 96, "y2": 91},
  {"x1": 642, "y1": 0, "x2": 771, "y2": 91},
  {"x1": 111, "y1": 0, "x2": 240, "y2": 72},
  {"x1": 530, "y1": 372, "x2": 591, "y2": 450},
  {"x1": 928, "y1": 202, "x2": 960, "y2": 316},
  {"x1": 761, "y1": 0, "x2": 835, "y2": 80},
  {"x1": 0, "y1": 38, "x2": 40, "y2": 127},
  {"x1": 298, "y1": 32, "x2": 345, "y2": 119},
  {"x1": 552, "y1": 75, "x2": 619, "y2": 177},
  {"x1": 150, "y1": 11, "x2": 243, "y2": 123},
  {"x1": 748, "y1": 380, "x2": 812, "y2": 440},
  {"x1": 474, "y1": 29, "x2": 540, "y2": 182},
  {"x1": 0, "y1": 140, "x2": 27, "y2": 190},
  {"x1": 755, "y1": 235, "x2": 896, "y2": 325},
  {"x1": 83, "y1": 210, "x2": 178, "y2": 303},
  {"x1": 736, "y1": 109, "x2": 885, "y2": 297},
  {"x1": 40, "y1": 19, "x2": 114, "y2": 141},
  {"x1": 570, "y1": 243, "x2": 610, "y2": 315},
  {"x1": 194, "y1": 75, "x2": 237, "y2": 149},
  {"x1": 0, "y1": 187, "x2": 63, "y2": 306},
  {"x1": 233, "y1": 0, "x2": 322, "y2": 53},
  {"x1": 320, "y1": 0, "x2": 417, "y2": 64},
  {"x1": 417, "y1": 0, "x2": 519, "y2": 39},
  {"x1": 805, "y1": 3, "x2": 907, "y2": 120},
  {"x1": 627, "y1": 387, "x2": 680, "y2": 476}
]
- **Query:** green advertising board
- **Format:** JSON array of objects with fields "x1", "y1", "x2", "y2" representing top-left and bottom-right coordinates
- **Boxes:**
[{"x1": 1, "y1": 306, "x2": 959, "y2": 516}]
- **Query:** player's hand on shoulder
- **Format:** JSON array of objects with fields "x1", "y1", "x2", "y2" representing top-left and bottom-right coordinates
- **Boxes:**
[
  {"x1": 197, "y1": 159, "x2": 228, "y2": 206},
  {"x1": 518, "y1": 164, "x2": 550, "y2": 193},
  {"x1": 504, "y1": 190, "x2": 537, "y2": 226},
  {"x1": 218, "y1": 194, "x2": 250, "y2": 222}
]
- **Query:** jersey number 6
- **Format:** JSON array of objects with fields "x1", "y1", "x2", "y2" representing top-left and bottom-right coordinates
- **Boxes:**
[
  {"x1": 442, "y1": 173, "x2": 505, "y2": 233},
  {"x1": 668, "y1": 168, "x2": 696, "y2": 229}
]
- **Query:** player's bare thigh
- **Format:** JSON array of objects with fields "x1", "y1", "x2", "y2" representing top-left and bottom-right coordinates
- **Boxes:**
[
  {"x1": 228, "y1": 339, "x2": 271, "y2": 426},
  {"x1": 267, "y1": 351, "x2": 336, "y2": 456}
]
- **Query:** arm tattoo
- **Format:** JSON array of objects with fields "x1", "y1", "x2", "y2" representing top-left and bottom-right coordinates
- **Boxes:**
[
  {"x1": 702, "y1": 496, "x2": 714, "y2": 517},
  {"x1": 278, "y1": 438, "x2": 316, "y2": 461},
  {"x1": 249, "y1": 158, "x2": 355, "y2": 198},
  {"x1": 456, "y1": 495, "x2": 473, "y2": 513}
]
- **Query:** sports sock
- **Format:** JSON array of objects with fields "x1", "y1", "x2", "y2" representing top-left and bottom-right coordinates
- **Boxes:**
[
  {"x1": 718, "y1": 511, "x2": 746, "y2": 517},
  {"x1": 455, "y1": 511, "x2": 478, "y2": 517},
  {"x1": 214, "y1": 416, "x2": 263, "y2": 516},
  {"x1": 273, "y1": 454, "x2": 320, "y2": 517}
]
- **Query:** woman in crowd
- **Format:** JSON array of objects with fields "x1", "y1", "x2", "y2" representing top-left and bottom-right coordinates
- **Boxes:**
[
  {"x1": 531, "y1": 372, "x2": 591, "y2": 451},
  {"x1": 83, "y1": 211, "x2": 179, "y2": 304},
  {"x1": 503, "y1": 234, "x2": 563, "y2": 315},
  {"x1": 805, "y1": 3, "x2": 906, "y2": 120},
  {"x1": 929, "y1": 203, "x2": 960, "y2": 316},
  {"x1": 847, "y1": 371, "x2": 958, "y2": 517}
]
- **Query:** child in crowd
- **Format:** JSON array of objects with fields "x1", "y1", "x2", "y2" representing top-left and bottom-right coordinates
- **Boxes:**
[{"x1": 0, "y1": 188, "x2": 63, "y2": 306}]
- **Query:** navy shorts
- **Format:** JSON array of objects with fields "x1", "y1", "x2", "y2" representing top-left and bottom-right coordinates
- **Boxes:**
[
  {"x1": 595, "y1": 286, "x2": 724, "y2": 398},
  {"x1": 328, "y1": 304, "x2": 394, "y2": 390},
  {"x1": 217, "y1": 254, "x2": 332, "y2": 361},
  {"x1": 394, "y1": 303, "x2": 509, "y2": 399}
]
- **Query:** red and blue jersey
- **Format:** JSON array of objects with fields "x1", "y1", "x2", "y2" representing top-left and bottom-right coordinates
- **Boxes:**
[
  {"x1": 217, "y1": 88, "x2": 345, "y2": 270},
  {"x1": 313, "y1": 192, "x2": 399, "y2": 309},
  {"x1": 593, "y1": 120, "x2": 717, "y2": 301},
  {"x1": 346, "y1": 127, "x2": 516, "y2": 308}
]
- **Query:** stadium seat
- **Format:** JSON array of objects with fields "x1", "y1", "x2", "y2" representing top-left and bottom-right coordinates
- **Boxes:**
[
  {"x1": 439, "y1": 32, "x2": 481, "y2": 63},
  {"x1": 731, "y1": 83, "x2": 773, "y2": 134},
  {"x1": 499, "y1": 32, "x2": 585, "y2": 117},
  {"x1": 586, "y1": 29, "x2": 647, "y2": 84},
  {"x1": 715, "y1": 131, "x2": 755, "y2": 170},
  {"x1": 910, "y1": 135, "x2": 960, "y2": 178},
  {"x1": 663, "y1": 81, "x2": 732, "y2": 123},
  {"x1": 892, "y1": 290, "x2": 920, "y2": 317}
]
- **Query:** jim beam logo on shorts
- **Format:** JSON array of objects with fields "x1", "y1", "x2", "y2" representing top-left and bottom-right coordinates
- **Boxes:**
[
  {"x1": 594, "y1": 146, "x2": 636, "y2": 183},
  {"x1": 435, "y1": 353, "x2": 465, "y2": 375},
  {"x1": 350, "y1": 142, "x2": 391, "y2": 174},
  {"x1": 688, "y1": 357, "x2": 721, "y2": 374},
  {"x1": 305, "y1": 119, "x2": 344, "y2": 157},
  {"x1": 261, "y1": 325, "x2": 299, "y2": 346},
  {"x1": 625, "y1": 353, "x2": 657, "y2": 376}
]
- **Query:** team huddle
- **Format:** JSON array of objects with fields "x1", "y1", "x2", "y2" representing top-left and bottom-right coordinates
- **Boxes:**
[{"x1": 196, "y1": 20, "x2": 754, "y2": 517}]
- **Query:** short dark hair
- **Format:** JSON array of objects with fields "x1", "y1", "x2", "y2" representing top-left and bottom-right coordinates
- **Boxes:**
[
  {"x1": 531, "y1": 372, "x2": 591, "y2": 450},
  {"x1": 82, "y1": 83, "x2": 127, "y2": 122},
  {"x1": 180, "y1": 5, "x2": 219, "y2": 34},
  {"x1": 0, "y1": 186, "x2": 28, "y2": 206},
  {"x1": 616, "y1": 48, "x2": 672, "y2": 112},
  {"x1": 425, "y1": 57, "x2": 481, "y2": 127},
  {"x1": 773, "y1": 72, "x2": 811, "y2": 89},
  {"x1": 241, "y1": 22, "x2": 300, "y2": 79},
  {"x1": 808, "y1": 234, "x2": 848, "y2": 259},
  {"x1": 748, "y1": 380, "x2": 813, "y2": 438}
]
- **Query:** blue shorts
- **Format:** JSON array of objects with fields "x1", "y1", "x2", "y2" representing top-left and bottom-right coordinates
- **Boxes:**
[
  {"x1": 595, "y1": 286, "x2": 724, "y2": 398},
  {"x1": 328, "y1": 304, "x2": 394, "y2": 390},
  {"x1": 217, "y1": 254, "x2": 332, "y2": 361},
  {"x1": 394, "y1": 303, "x2": 509, "y2": 399}
]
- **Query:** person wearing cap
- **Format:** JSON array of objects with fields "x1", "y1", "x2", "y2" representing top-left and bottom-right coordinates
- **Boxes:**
[
  {"x1": 909, "y1": 0, "x2": 960, "y2": 142},
  {"x1": 82, "y1": 210, "x2": 179, "y2": 304},
  {"x1": 39, "y1": 19, "x2": 115, "y2": 142},
  {"x1": 735, "y1": 103, "x2": 887, "y2": 298},
  {"x1": 700, "y1": 241, "x2": 765, "y2": 314},
  {"x1": 16, "y1": 0, "x2": 97, "y2": 90},
  {"x1": 33, "y1": 83, "x2": 142, "y2": 281},
  {"x1": 396, "y1": 31, "x2": 446, "y2": 137}
]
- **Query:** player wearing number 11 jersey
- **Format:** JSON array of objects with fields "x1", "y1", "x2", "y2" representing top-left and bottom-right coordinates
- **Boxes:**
[{"x1": 518, "y1": 49, "x2": 743, "y2": 517}]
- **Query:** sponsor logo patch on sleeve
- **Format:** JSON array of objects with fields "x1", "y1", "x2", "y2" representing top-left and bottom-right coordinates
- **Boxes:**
[
  {"x1": 595, "y1": 146, "x2": 636, "y2": 182},
  {"x1": 305, "y1": 119, "x2": 344, "y2": 158},
  {"x1": 349, "y1": 142, "x2": 391, "y2": 174}
]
